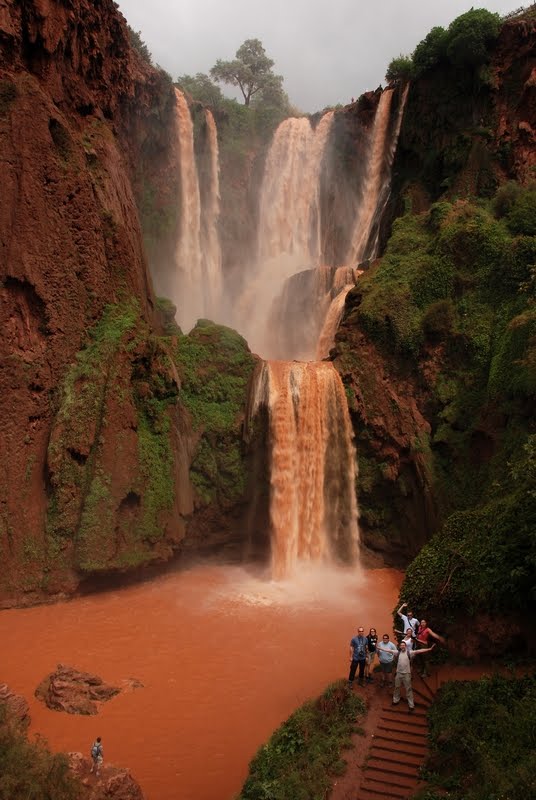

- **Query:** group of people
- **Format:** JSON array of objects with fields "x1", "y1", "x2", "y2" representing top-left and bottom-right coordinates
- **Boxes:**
[{"x1": 347, "y1": 603, "x2": 446, "y2": 712}]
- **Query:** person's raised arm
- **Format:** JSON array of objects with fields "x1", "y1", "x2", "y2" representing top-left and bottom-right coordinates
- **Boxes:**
[
  {"x1": 397, "y1": 602, "x2": 407, "y2": 619},
  {"x1": 428, "y1": 628, "x2": 446, "y2": 644},
  {"x1": 412, "y1": 644, "x2": 436, "y2": 656}
]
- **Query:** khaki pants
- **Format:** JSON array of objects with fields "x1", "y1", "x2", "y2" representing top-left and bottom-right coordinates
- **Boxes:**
[{"x1": 393, "y1": 671, "x2": 414, "y2": 709}]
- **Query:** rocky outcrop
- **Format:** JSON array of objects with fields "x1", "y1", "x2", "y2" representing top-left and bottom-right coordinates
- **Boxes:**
[
  {"x1": 0, "y1": 682, "x2": 30, "y2": 729},
  {"x1": 35, "y1": 664, "x2": 121, "y2": 715},
  {"x1": 0, "y1": 1, "x2": 256, "y2": 606},
  {"x1": 333, "y1": 285, "x2": 438, "y2": 565},
  {"x1": 69, "y1": 752, "x2": 145, "y2": 800}
]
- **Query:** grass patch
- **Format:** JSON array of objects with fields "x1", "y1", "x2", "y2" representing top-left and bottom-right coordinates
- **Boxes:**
[{"x1": 238, "y1": 680, "x2": 364, "y2": 800}]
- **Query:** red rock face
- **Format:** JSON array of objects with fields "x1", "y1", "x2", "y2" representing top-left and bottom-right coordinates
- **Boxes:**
[
  {"x1": 0, "y1": 682, "x2": 31, "y2": 729},
  {"x1": 0, "y1": 0, "x2": 173, "y2": 603}
]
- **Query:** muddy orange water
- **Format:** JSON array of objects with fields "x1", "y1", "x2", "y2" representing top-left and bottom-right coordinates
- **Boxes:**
[{"x1": 0, "y1": 563, "x2": 401, "y2": 800}]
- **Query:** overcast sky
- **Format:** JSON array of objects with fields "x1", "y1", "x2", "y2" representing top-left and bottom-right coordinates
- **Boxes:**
[{"x1": 117, "y1": 0, "x2": 526, "y2": 112}]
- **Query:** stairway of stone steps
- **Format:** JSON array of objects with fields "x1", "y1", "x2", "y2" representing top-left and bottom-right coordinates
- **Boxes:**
[{"x1": 355, "y1": 673, "x2": 439, "y2": 800}]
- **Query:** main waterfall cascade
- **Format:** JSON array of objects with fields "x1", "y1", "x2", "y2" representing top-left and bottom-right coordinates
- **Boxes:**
[
  {"x1": 159, "y1": 87, "x2": 408, "y2": 578},
  {"x1": 249, "y1": 361, "x2": 359, "y2": 579}
]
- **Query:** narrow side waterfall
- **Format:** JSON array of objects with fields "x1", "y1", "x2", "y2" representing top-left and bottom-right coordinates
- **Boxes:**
[
  {"x1": 346, "y1": 84, "x2": 409, "y2": 264},
  {"x1": 201, "y1": 108, "x2": 224, "y2": 320},
  {"x1": 173, "y1": 88, "x2": 203, "y2": 331},
  {"x1": 250, "y1": 361, "x2": 359, "y2": 579},
  {"x1": 266, "y1": 266, "x2": 360, "y2": 360}
]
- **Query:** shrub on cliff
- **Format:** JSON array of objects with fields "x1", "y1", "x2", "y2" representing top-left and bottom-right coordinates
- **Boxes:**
[
  {"x1": 0, "y1": 707, "x2": 80, "y2": 800},
  {"x1": 412, "y1": 27, "x2": 448, "y2": 74},
  {"x1": 385, "y1": 55, "x2": 415, "y2": 83},
  {"x1": 445, "y1": 9, "x2": 501, "y2": 69},
  {"x1": 238, "y1": 681, "x2": 364, "y2": 800},
  {"x1": 418, "y1": 675, "x2": 536, "y2": 800}
]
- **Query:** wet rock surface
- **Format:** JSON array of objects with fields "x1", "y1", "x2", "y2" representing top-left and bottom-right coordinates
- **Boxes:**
[
  {"x1": 69, "y1": 752, "x2": 145, "y2": 800},
  {"x1": 35, "y1": 664, "x2": 122, "y2": 715}
]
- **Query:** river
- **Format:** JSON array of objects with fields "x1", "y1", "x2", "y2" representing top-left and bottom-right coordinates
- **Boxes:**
[{"x1": 0, "y1": 563, "x2": 401, "y2": 800}]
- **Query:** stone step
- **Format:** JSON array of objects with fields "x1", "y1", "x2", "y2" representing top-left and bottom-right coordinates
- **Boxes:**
[
  {"x1": 377, "y1": 721, "x2": 428, "y2": 739},
  {"x1": 379, "y1": 711, "x2": 428, "y2": 731},
  {"x1": 366, "y1": 757, "x2": 419, "y2": 778},
  {"x1": 360, "y1": 774, "x2": 417, "y2": 797},
  {"x1": 369, "y1": 745, "x2": 424, "y2": 768},
  {"x1": 372, "y1": 733, "x2": 427, "y2": 756}
]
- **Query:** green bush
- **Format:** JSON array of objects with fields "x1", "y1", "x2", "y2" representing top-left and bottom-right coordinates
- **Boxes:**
[
  {"x1": 0, "y1": 708, "x2": 81, "y2": 800},
  {"x1": 413, "y1": 26, "x2": 448, "y2": 74},
  {"x1": 505, "y1": 184, "x2": 536, "y2": 236},
  {"x1": 445, "y1": 9, "x2": 501, "y2": 68},
  {"x1": 420, "y1": 674, "x2": 536, "y2": 800},
  {"x1": 385, "y1": 55, "x2": 415, "y2": 83},
  {"x1": 238, "y1": 681, "x2": 364, "y2": 800}
]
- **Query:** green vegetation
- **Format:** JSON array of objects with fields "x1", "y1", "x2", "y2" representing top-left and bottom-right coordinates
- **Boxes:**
[
  {"x1": 45, "y1": 299, "x2": 179, "y2": 574},
  {"x1": 385, "y1": 55, "x2": 415, "y2": 83},
  {"x1": 417, "y1": 674, "x2": 536, "y2": 800},
  {"x1": 349, "y1": 184, "x2": 535, "y2": 620},
  {"x1": 238, "y1": 681, "x2": 364, "y2": 800},
  {"x1": 0, "y1": 707, "x2": 80, "y2": 800},
  {"x1": 177, "y1": 72, "x2": 225, "y2": 107},
  {"x1": 210, "y1": 38, "x2": 284, "y2": 107},
  {"x1": 128, "y1": 26, "x2": 152, "y2": 65},
  {"x1": 386, "y1": 9, "x2": 501, "y2": 84},
  {"x1": 173, "y1": 320, "x2": 256, "y2": 506}
]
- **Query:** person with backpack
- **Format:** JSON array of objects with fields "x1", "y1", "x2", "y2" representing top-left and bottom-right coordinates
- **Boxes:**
[
  {"x1": 90, "y1": 737, "x2": 103, "y2": 776},
  {"x1": 392, "y1": 640, "x2": 436, "y2": 712},
  {"x1": 348, "y1": 625, "x2": 368, "y2": 688},
  {"x1": 396, "y1": 602, "x2": 419, "y2": 637}
]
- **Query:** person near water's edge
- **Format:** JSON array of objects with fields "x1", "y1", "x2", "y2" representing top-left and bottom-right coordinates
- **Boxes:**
[
  {"x1": 395, "y1": 627, "x2": 416, "y2": 653},
  {"x1": 392, "y1": 641, "x2": 436, "y2": 711},
  {"x1": 415, "y1": 618, "x2": 446, "y2": 676},
  {"x1": 375, "y1": 633, "x2": 397, "y2": 688},
  {"x1": 90, "y1": 737, "x2": 104, "y2": 776},
  {"x1": 397, "y1": 602, "x2": 419, "y2": 637},
  {"x1": 364, "y1": 627, "x2": 378, "y2": 683},
  {"x1": 348, "y1": 626, "x2": 368, "y2": 688}
]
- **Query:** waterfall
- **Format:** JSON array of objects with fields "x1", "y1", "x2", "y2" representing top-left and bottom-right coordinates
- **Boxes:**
[
  {"x1": 235, "y1": 113, "x2": 334, "y2": 353},
  {"x1": 173, "y1": 88, "x2": 203, "y2": 332},
  {"x1": 201, "y1": 108, "x2": 223, "y2": 320},
  {"x1": 250, "y1": 361, "x2": 359, "y2": 578},
  {"x1": 346, "y1": 84, "x2": 409, "y2": 265},
  {"x1": 265, "y1": 266, "x2": 359, "y2": 360}
]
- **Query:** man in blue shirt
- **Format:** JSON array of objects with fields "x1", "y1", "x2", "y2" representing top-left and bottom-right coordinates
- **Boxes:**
[{"x1": 348, "y1": 626, "x2": 368, "y2": 688}]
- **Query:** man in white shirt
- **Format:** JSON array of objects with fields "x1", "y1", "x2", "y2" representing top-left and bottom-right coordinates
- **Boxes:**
[
  {"x1": 397, "y1": 602, "x2": 419, "y2": 637},
  {"x1": 392, "y1": 640, "x2": 435, "y2": 711}
]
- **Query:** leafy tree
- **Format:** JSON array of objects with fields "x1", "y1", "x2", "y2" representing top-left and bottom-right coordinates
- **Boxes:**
[
  {"x1": 385, "y1": 55, "x2": 415, "y2": 83},
  {"x1": 176, "y1": 73, "x2": 224, "y2": 107},
  {"x1": 128, "y1": 26, "x2": 152, "y2": 65},
  {"x1": 210, "y1": 38, "x2": 284, "y2": 106},
  {"x1": 413, "y1": 26, "x2": 448, "y2": 73},
  {"x1": 445, "y1": 9, "x2": 501, "y2": 68}
]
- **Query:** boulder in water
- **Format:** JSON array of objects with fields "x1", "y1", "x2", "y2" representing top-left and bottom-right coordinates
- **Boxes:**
[{"x1": 35, "y1": 664, "x2": 121, "y2": 715}]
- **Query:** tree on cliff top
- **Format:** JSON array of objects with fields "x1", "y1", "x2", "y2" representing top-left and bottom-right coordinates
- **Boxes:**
[
  {"x1": 176, "y1": 73, "x2": 225, "y2": 107},
  {"x1": 445, "y1": 8, "x2": 501, "y2": 67},
  {"x1": 210, "y1": 39, "x2": 284, "y2": 106}
]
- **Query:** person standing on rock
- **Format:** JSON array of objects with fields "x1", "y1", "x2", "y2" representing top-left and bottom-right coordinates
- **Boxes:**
[
  {"x1": 396, "y1": 602, "x2": 419, "y2": 637},
  {"x1": 90, "y1": 736, "x2": 103, "y2": 776},
  {"x1": 376, "y1": 633, "x2": 397, "y2": 688},
  {"x1": 348, "y1": 626, "x2": 368, "y2": 688},
  {"x1": 392, "y1": 640, "x2": 436, "y2": 712}
]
